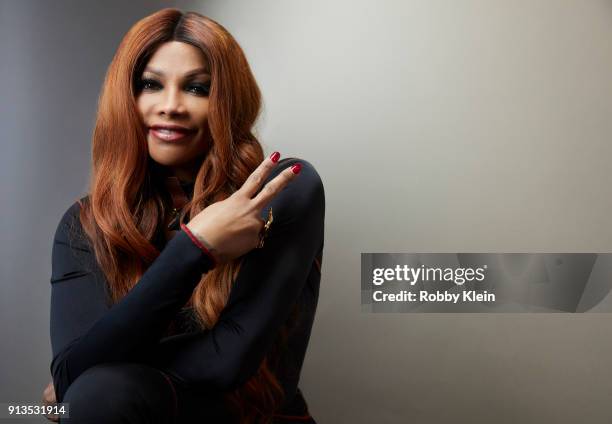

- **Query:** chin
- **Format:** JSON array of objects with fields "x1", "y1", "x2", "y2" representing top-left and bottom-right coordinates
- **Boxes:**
[
  {"x1": 147, "y1": 135, "x2": 209, "y2": 161},
  {"x1": 147, "y1": 147, "x2": 208, "y2": 170},
  {"x1": 149, "y1": 154, "x2": 190, "y2": 167}
]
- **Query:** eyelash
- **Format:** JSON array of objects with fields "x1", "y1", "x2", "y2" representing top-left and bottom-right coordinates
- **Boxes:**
[{"x1": 138, "y1": 78, "x2": 210, "y2": 96}]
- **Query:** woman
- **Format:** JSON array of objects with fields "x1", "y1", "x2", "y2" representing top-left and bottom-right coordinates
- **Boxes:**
[{"x1": 45, "y1": 8, "x2": 324, "y2": 424}]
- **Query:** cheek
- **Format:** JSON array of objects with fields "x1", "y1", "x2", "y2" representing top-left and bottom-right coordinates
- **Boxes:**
[
  {"x1": 135, "y1": 94, "x2": 157, "y2": 118},
  {"x1": 135, "y1": 97, "x2": 147, "y2": 117},
  {"x1": 191, "y1": 100, "x2": 210, "y2": 124}
]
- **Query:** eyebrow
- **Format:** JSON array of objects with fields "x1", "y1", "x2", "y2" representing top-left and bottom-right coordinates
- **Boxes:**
[{"x1": 143, "y1": 67, "x2": 210, "y2": 77}]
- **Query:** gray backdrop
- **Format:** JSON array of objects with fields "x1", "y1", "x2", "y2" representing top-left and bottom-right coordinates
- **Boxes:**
[{"x1": 2, "y1": 0, "x2": 612, "y2": 422}]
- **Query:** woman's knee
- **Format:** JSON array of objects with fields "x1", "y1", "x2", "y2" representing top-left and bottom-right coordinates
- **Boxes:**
[{"x1": 62, "y1": 363, "x2": 176, "y2": 423}]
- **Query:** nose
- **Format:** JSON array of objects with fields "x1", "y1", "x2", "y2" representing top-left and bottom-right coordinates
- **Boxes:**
[{"x1": 158, "y1": 86, "x2": 186, "y2": 116}]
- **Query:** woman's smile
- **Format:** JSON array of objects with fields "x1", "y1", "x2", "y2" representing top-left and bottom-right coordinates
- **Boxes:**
[{"x1": 149, "y1": 126, "x2": 196, "y2": 142}]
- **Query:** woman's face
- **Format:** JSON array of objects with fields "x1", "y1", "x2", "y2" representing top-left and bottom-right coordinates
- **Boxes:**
[{"x1": 136, "y1": 41, "x2": 212, "y2": 182}]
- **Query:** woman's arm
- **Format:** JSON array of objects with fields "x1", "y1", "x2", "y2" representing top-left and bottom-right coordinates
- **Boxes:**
[
  {"x1": 50, "y1": 155, "x2": 301, "y2": 402},
  {"x1": 147, "y1": 159, "x2": 325, "y2": 391},
  {"x1": 49, "y1": 203, "x2": 215, "y2": 402}
]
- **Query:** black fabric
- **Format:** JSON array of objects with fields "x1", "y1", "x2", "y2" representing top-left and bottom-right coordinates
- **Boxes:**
[
  {"x1": 61, "y1": 363, "x2": 234, "y2": 423},
  {"x1": 49, "y1": 158, "x2": 324, "y2": 423},
  {"x1": 61, "y1": 364, "x2": 315, "y2": 424}
]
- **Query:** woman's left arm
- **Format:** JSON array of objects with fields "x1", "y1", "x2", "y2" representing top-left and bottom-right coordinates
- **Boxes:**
[{"x1": 148, "y1": 159, "x2": 325, "y2": 391}]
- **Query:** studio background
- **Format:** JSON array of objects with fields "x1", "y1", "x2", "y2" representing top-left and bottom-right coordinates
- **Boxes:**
[{"x1": 2, "y1": 0, "x2": 612, "y2": 423}]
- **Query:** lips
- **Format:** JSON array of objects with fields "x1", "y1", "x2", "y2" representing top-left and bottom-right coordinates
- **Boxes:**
[{"x1": 149, "y1": 125, "x2": 196, "y2": 142}]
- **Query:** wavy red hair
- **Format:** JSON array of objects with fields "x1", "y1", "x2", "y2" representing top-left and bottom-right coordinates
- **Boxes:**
[{"x1": 78, "y1": 8, "x2": 284, "y2": 423}]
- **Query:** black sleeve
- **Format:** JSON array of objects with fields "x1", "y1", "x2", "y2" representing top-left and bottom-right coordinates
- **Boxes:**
[
  {"x1": 146, "y1": 159, "x2": 325, "y2": 391},
  {"x1": 49, "y1": 202, "x2": 215, "y2": 402}
]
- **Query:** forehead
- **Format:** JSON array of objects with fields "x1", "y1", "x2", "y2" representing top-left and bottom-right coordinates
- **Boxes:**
[{"x1": 144, "y1": 41, "x2": 209, "y2": 74}]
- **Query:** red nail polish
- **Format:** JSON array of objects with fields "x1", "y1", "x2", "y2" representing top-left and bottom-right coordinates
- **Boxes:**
[
  {"x1": 291, "y1": 163, "x2": 302, "y2": 174},
  {"x1": 270, "y1": 151, "x2": 280, "y2": 163}
]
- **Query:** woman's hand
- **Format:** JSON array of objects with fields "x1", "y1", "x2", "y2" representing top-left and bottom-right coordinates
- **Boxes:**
[
  {"x1": 42, "y1": 380, "x2": 59, "y2": 422},
  {"x1": 186, "y1": 153, "x2": 301, "y2": 264}
]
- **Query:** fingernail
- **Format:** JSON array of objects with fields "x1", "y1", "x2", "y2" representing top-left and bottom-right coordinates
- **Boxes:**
[
  {"x1": 291, "y1": 163, "x2": 302, "y2": 174},
  {"x1": 270, "y1": 151, "x2": 281, "y2": 163}
]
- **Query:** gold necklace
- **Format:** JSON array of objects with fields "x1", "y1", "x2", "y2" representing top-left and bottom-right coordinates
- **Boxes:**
[
  {"x1": 164, "y1": 176, "x2": 191, "y2": 231},
  {"x1": 167, "y1": 207, "x2": 183, "y2": 230}
]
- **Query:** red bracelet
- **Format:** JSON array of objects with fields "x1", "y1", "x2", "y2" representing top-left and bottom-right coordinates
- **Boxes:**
[{"x1": 180, "y1": 222, "x2": 217, "y2": 268}]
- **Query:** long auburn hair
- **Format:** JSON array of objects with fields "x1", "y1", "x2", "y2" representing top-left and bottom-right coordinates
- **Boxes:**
[{"x1": 78, "y1": 8, "x2": 284, "y2": 423}]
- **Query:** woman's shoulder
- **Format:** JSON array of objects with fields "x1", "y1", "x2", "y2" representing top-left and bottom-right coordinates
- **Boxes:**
[
  {"x1": 272, "y1": 157, "x2": 323, "y2": 189},
  {"x1": 53, "y1": 195, "x2": 90, "y2": 245},
  {"x1": 51, "y1": 196, "x2": 98, "y2": 284},
  {"x1": 264, "y1": 157, "x2": 325, "y2": 221}
]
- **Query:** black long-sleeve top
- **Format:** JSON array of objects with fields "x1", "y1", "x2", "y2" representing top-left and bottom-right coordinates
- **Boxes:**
[{"x1": 49, "y1": 158, "x2": 324, "y2": 417}]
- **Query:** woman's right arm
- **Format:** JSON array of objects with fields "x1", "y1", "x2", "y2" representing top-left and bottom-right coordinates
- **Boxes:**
[
  {"x1": 50, "y1": 153, "x2": 298, "y2": 402},
  {"x1": 49, "y1": 201, "x2": 215, "y2": 402}
]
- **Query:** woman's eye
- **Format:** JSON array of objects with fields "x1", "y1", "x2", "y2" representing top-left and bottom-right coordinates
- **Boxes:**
[
  {"x1": 137, "y1": 79, "x2": 209, "y2": 96},
  {"x1": 187, "y1": 84, "x2": 210, "y2": 96},
  {"x1": 139, "y1": 78, "x2": 160, "y2": 90}
]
